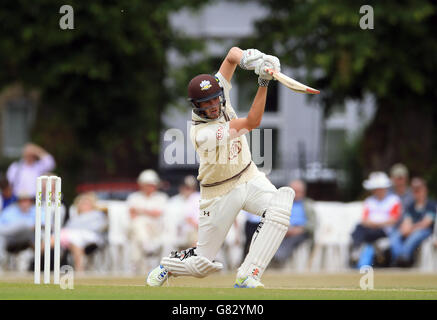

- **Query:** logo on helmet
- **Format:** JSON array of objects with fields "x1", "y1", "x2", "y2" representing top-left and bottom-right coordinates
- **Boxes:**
[{"x1": 200, "y1": 80, "x2": 212, "y2": 91}]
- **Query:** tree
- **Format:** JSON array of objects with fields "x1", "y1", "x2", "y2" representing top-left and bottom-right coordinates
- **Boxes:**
[
  {"x1": 244, "y1": 0, "x2": 437, "y2": 198},
  {"x1": 0, "y1": 0, "x2": 209, "y2": 201}
]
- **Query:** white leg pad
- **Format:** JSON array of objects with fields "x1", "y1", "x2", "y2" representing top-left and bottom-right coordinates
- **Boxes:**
[
  {"x1": 161, "y1": 255, "x2": 223, "y2": 278},
  {"x1": 238, "y1": 187, "x2": 295, "y2": 279}
]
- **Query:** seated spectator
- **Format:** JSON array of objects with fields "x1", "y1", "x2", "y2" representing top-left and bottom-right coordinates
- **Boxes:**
[
  {"x1": 0, "y1": 192, "x2": 36, "y2": 264},
  {"x1": 389, "y1": 178, "x2": 436, "y2": 267},
  {"x1": 127, "y1": 169, "x2": 168, "y2": 273},
  {"x1": 271, "y1": 179, "x2": 316, "y2": 268},
  {"x1": 6, "y1": 143, "x2": 56, "y2": 197},
  {"x1": 54, "y1": 192, "x2": 107, "y2": 272},
  {"x1": 178, "y1": 176, "x2": 201, "y2": 248},
  {"x1": 162, "y1": 175, "x2": 201, "y2": 252},
  {"x1": 0, "y1": 178, "x2": 17, "y2": 210},
  {"x1": 350, "y1": 172, "x2": 401, "y2": 267},
  {"x1": 389, "y1": 163, "x2": 414, "y2": 218}
]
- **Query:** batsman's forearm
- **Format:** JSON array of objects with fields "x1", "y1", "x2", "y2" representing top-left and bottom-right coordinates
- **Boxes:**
[
  {"x1": 225, "y1": 47, "x2": 244, "y2": 66},
  {"x1": 219, "y1": 47, "x2": 244, "y2": 83},
  {"x1": 247, "y1": 86, "x2": 267, "y2": 128}
]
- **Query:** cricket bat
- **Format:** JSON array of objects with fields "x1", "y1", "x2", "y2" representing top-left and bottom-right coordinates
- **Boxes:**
[{"x1": 265, "y1": 68, "x2": 320, "y2": 94}]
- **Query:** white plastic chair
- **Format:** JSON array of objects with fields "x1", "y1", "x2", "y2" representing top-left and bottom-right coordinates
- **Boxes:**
[
  {"x1": 285, "y1": 239, "x2": 312, "y2": 273},
  {"x1": 309, "y1": 201, "x2": 363, "y2": 272},
  {"x1": 416, "y1": 218, "x2": 437, "y2": 272},
  {"x1": 102, "y1": 200, "x2": 131, "y2": 274}
]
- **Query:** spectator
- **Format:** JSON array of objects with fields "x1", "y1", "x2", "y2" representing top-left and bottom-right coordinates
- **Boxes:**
[
  {"x1": 162, "y1": 175, "x2": 201, "y2": 252},
  {"x1": 0, "y1": 192, "x2": 37, "y2": 265},
  {"x1": 178, "y1": 176, "x2": 201, "y2": 248},
  {"x1": 389, "y1": 163, "x2": 414, "y2": 214},
  {"x1": 350, "y1": 172, "x2": 401, "y2": 267},
  {"x1": 55, "y1": 192, "x2": 107, "y2": 272},
  {"x1": 6, "y1": 143, "x2": 55, "y2": 197},
  {"x1": 272, "y1": 179, "x2": 316, "y2": 267},
  {"x1": 0, "y1": 178, "x2": 17, "y2": 210},
  {"x1": 127, "y1": 169, "x2": 168, "y2": 273},
  {"x1": 389, "y1": 178, "x2": 436, "y2": 267}
]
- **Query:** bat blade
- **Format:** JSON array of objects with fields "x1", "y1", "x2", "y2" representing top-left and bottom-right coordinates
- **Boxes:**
[{"x1": 265, "y1": 68, "x2": 320, "y2": 94}]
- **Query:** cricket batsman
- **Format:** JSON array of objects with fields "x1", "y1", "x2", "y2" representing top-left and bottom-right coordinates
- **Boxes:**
[{"x1": 147, "y1": 47, "x2": 295, "y2": 288}]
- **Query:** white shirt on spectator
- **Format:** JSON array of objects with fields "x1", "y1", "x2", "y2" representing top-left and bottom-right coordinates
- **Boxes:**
[
  {"x1": 127, "y1": 191, "x2": 168, "y2": 232},
  {"x1": 363, "y1": 193, "x2": 401, "y2": 233},
  {"x1": 6, "y1": 155, "x2": 55, "y2": 196}
]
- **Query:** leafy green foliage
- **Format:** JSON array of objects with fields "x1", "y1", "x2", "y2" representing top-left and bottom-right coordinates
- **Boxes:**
[
  {"x1": 245, "y1": 0, "x2": 437, "y2": 198},
  {"x1": 248, "y1": 0, "x2": 437, "y2": 108},
  {"x1": 0, "y1": 0, "x2": 208, "y2": 201}
]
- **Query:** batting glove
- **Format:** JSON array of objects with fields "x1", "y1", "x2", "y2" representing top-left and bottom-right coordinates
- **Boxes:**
[
  {"x1": 255, "y1": 55, "x2": 281, "y2": 80},
  {"x1": 239, "y1": 49, "x2": 265, "y2": 70}
]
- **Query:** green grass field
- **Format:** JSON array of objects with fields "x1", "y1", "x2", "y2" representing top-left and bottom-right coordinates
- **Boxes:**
[{"x1": 1, "y1": 271, "x2": 437, "y2": 300}]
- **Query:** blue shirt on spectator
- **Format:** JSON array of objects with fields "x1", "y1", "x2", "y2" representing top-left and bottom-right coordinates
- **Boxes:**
[
  {"x1": 243, "y1": 210, "x2": 262, "y2": 223},
  {"x1": 405, "y1": 200, "x2": 436, "y2": 230},
  {"x1": 289, "y1": 200, "x2": 307, "y2": 226},
  {"x1": 2, "y1": 195, "x2": 18, "y2": 210},
  {"x1": 0, "y1": 203, "x2": 39, "y2": 227}
]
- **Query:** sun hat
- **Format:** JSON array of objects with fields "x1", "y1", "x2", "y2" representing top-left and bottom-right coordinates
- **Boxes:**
[
  {"x1": 137, "y1": 169, "x2": 160, "y2": 185},
  {"x1": 362, "y1": 172, "x2": 392, "y2": 190}
]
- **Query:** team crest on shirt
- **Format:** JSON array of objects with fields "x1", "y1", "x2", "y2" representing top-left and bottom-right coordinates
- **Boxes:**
[
  {"x1": 228, "y1": 140, "x2": 242, "y2": 160},
  {"x1": 216, "y1": 126, "x2": 224, "y2": 140},
  {"x1": 200, "y1": 80, "x2": 212, "y2": 91}
]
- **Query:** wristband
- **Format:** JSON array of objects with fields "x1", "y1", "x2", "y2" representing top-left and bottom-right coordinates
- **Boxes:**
[{"x1": 258, "y1": 77, "x2": 270, "y2": 87}]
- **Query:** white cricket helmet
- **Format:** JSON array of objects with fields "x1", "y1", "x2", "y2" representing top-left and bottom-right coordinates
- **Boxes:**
[
  {"x1": 137, "y1": 169, "x2": 160, "y2": 185},
  {"x1": 362, "y1": 171, "x2": 392, "y2": 190}
]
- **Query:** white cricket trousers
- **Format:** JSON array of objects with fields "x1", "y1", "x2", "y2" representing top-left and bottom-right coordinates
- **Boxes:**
[{"x1": 196, "y1": 174, "x2": 277, "y2": 261}]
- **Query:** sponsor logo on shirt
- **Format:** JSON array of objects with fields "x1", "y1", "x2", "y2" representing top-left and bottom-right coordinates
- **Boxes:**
[
  {"x1": 216, "y1": 126, "x2": 224, "y2": 141},
  {"x1": 228, "y1": 140, "x2": 242, "y2": 160}
]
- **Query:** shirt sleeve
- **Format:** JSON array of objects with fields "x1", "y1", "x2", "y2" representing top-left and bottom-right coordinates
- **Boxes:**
[
  {"x1": 215, "y1": 72, "x2": 235, "y2": 113},
  {"x1": 362, "y1": 205, "x2": 369, "y2": 220},
  {"x1": 389, "y1": 201, "x2": 401, "y2": 220},
  {"x1": 6, "y1": 162, "x2": 18, "y2": 185},
  {"x1": 215, "y1": 72, "x2": 232, "y2": 92},
  {"x1": 0, "y1": 207, "x2": 14, "y2": 225},
  {"x1": 195, "y1": 122, "x2": 231, "y2": 151},
  {"x1": 425, "y1": 203, "x2": 437, "y2": 221},
  {"x1": 126, "y1": 193, "x2": 137, "y2": 208},
  {"x1": 35, "y1": 154, "x2": 56, "y2": 174}
]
